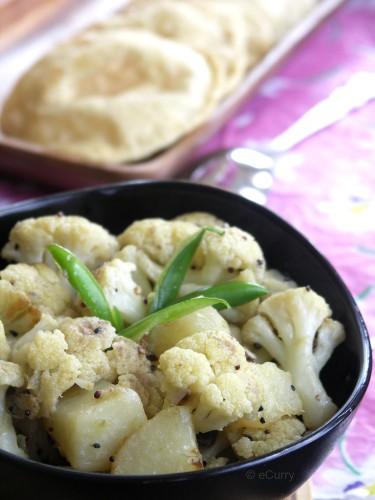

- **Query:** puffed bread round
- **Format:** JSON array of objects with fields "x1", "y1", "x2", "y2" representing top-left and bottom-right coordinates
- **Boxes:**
[
  {"x1": 1, "y1": 29, "x2": 215, "y2": 163},
  {"x1": 89, "y1": 0, "x2": 249, "y2": 102}
]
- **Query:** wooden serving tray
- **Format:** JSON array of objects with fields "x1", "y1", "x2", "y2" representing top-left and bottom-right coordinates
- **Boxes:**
[{"x1": 0, "y1": 0, "x2": 347, "y2": 189}]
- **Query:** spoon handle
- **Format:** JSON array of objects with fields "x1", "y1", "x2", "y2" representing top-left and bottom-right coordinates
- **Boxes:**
[{"x1": 266, "y1": 71, "x2": 375, "y2": 153}]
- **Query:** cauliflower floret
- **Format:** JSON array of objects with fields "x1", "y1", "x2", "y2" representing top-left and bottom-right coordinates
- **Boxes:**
[
  {"x1": 1, "y1": 214, "x2": 119, "y2": 269},
  {"x1": 230, "y1": 416, "x2": 306, "y2": 459},
  {"x1": 184, "y1": 226, "x2": 265, "y2": 285},
  {"x1": 241, "y1": 287, "x2": 345, "y2": 429},
  {"x1": 58, "y1": 317, "x2": 116, "y2": 389},
  {"x1": 0, "y1": 321, "x2": 11, "y2": 360},
  {"x1": 244, "y1": 361, "x2": 303, "y2": 425},
  {"x1": 114, "y1": 245, "x2": 154, "y2": 293},
  {"x1": 159, "y1": 331, "x2": 257, "y2": 433},
  {"x1": 0, "y1": 384, "x2": 27, "y2": 457},
  {"x1": 20, "y1": 316, "x2": 117, "y2": 416},
  {"x1": 0, "y1": 359, "x2": 24, "y2": 387},
  {"x1": 0, "y1": 357, "x2": 26, "y2": 456},
  {"x1": 26, "y1": 328, "x2": 81, "y2": 416},
  {"x1": 261, "y1": 268, "x2": 297, "y2": 295},
  {"x1": 1, "y1": 263, "x2": 76, "y2": 318},
  {"x1": 115, "y1": 245, "x2": 164, "y2": 285},
  {"x1": 107, "y1": 336, "x2": 164, "y2": 418},
  {"x1": 11, "y1": 313, "x2": 60, "y2": 366},
  {"x1": 90, "y1": 258, "x2": 149, "y2": 325},
  {"x1": 173, "y1": 212, "x2": 226, "y2": 228},
  {"x1": 117, "y1": 218, "x2": 203, "y2": 267},
  {"x1": 0, "y1": 279, "x2": 41, "y2": 337}
]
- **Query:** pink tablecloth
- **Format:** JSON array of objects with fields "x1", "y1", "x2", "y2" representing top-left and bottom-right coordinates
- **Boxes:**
[{"x1": 0, "y1": 0, "x2": 374, "y2": 498}]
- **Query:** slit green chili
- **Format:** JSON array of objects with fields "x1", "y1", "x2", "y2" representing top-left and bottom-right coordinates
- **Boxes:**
[
  {"x1": 149, "y1": 225, "x2": 225, "y2": 314},
  {"x1": 170, "y1": 281, "x2": 268, "y2": 310},
  {"x1": 119, "y1": 297, "x2": 229, "y2": 342},
  {"x1": 47, "y1": 243, "x2": 122, "y2": 330}
]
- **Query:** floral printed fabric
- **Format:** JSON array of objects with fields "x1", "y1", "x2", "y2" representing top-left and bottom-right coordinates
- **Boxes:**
[
  {"x1": 196, "y1": 1, "x2": 375, "y2": 497},
  {"x1": 0, "y1": 0, "x2": 374, "y2": 497}
]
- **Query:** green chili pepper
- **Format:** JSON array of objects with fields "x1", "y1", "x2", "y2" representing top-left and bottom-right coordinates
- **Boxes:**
[
  {"x1": 149, "y1": 225, "x2": 225, "y2": 313},
  {"x1": 171, "y1": 281, "x2": 268, "y2": 310},
  {"x1": 120, "y1": 296, "x2": 229, "y2": 342},
  {"x1": 47, "y1": 243, "x2": 122, "y2": 329}
]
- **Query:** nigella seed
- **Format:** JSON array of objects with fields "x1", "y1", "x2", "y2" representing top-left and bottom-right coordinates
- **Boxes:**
[
  {"x1": 264, "y1": 429, "x2": 270, "y2": 435},
  {"x1": 94, "y1": 390, "x2": 102, "y2": 399},
  {"x1": 235, "y1": 365, "x2": 240, "y2": 370},
  {"x1": 109, "y1": 456, "x2": 115, "y2": 463},
  {"x1": 24, "y1": 410, "x2": 31, "y2": 417},
  {"x1": 259, "y1": 417, "x2": 266, "y2": 424},
  {"x1": 312, "y1": 332, "x2": 318, "y2": 351},
  {"x1": 253, "y1": 342, "x2": 262, "y2": 350},
  {"x1": 291, "y1": 385, "x2": 296, "y2": 391},
  {"x1": 305, "y1": 285, "x2": 311, "y2": 291},
  {"x1": 9, "y1": 330, "x2": 18, "y2": 337},
  {"x1": 93, "y1": 327, "x2": 102, "y2": 334},
  {"x1": 257, "y1": 259, "x2": 264, "y2": 266},
  {"x1": 146, "y1": 353, "x2": 158, "y2": 362},
  {"x1": 227, "y1": 266, "x2": 234, "y2": 273},
  {"x1": 258, "y1": 405, "x2": 264, "y2": 412},
  {"x1": 92, "y1": 443, "x2": 101, "y2": 449}
]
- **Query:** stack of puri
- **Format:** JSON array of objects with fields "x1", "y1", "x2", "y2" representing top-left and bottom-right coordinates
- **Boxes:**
[{"x1": 0, "y1": 0, "x2": 317, "y2": 164}]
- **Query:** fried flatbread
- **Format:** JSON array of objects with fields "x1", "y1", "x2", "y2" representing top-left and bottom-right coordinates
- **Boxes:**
[{"x1": 1, "y1": 29, "x2": 215, "y2": 163}]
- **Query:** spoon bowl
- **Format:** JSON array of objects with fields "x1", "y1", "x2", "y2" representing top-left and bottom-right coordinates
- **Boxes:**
[{"x1": 188, "y1": 71, "x2": 375, "y2": 203}]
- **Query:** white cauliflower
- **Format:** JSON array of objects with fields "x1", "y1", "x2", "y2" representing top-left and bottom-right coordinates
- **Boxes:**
[
  {"x1": 26, "y1": 328, "x2": 82, "y2": 416},
  {"x1": 14, "y1": 316, "x2": 117, "y2": 417},
  {"x1": 159, "y1": 331, "x2": 302, "y2": 435},
  {"x1": 159, "y1": 330, "x2": 257, "y2": 433},
  {"x1": 0, "y1": 359, "x2": 26, "y2": 457},
  {"x1": 230, "y1": 416, "x2": 306, "y2": 459},
  {"x1": 241, "y1": 287, "x2": 346, "y2": 429},
  {"x1": 107, "y1": 336, "x2": 164, "y2": 418},
  {"x1": 261, "y1": 268, "x2": 297, "y2": 295},
  {"x1": 115, "y1": 244, "x2": 164, "y2": 285},
  {"x1": 57, "y1": 317, "x2": 116, "y2": 389},
  {"x1": 0, "y1": 263, "x2": 76, "y2": 319},
  {"x1": 1, "y1": 214, "x2": 119, "y2": 269},
  {"x1": 0, "y1": 279, "x2": 41, "y2": 337},
  {"x1": 87, "y1": 257, "x2": 150, "y2": 325},
  {"x1": 0, "y1": 321, "x2": 11, "y2": 360},
  {"x1": 173, "y1": 211, "x2": 226, "y2": 228},
  {"x1": 10, "y1": 313, "x2": 60, "y2": 367},
  {"x1": 184, "y1": 225, "x2": 265, "y2": 285},
  {"x1": 117, "y1": 218, "x2": 203, "y2": 267}
]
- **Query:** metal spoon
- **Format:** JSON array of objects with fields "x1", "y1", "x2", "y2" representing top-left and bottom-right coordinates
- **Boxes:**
[{"x1": 189, "y1": 71, "x2": 375, "y2": 204}]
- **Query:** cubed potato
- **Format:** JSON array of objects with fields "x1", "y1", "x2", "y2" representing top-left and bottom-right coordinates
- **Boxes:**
[
  {"x1": 148, "y1": 306, "x2": 230, "y2": 357},
  {"x1": 112, "y1": 406, "x2": 203, "y2": 475},
  {"x1": 45, "y1": 382, "x2": 147, "y2": 472}
]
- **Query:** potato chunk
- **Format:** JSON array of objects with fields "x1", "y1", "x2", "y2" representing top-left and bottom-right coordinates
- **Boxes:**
[
  {"x1": 112, "y1": 406, "x2": 203, "y2": 475},
  {"x1": 148, "y1": 306, "x2": 231, "y2": 357},
  {"x1": 46, "y1": 382, "x2": 147, "y2": 472}
]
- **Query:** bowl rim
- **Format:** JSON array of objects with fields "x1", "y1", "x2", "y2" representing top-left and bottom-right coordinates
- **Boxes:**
[{"x1": 0, "y1": 179, "x2": 372, "y2": 482}]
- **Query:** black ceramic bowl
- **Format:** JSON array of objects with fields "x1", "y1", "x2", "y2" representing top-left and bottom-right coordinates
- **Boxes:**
[{"x1": 0, "y1": 180, "x2": 371, "y2": 500}]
